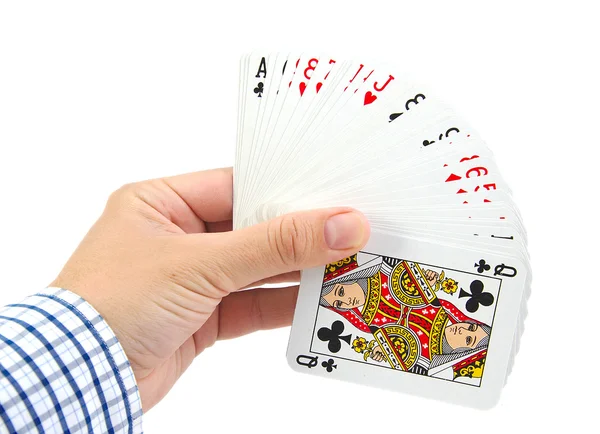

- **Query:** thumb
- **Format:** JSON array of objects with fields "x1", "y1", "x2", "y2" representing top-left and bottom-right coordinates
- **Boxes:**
[{"x1": 211, "y1": 207, "x2": 370, "y2": 290}]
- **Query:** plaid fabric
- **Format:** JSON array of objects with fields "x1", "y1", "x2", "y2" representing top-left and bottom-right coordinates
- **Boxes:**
[{"x1": 0, "y1": 288, "x2": 143, "y2": 433}]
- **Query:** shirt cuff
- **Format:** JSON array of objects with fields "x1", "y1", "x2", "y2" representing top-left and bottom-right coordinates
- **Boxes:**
[{"x1": 0, "y1": 287, "x2": 143, "y2": 433}]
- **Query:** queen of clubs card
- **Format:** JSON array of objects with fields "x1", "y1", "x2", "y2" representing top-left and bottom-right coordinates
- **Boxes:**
[{"x1": 318, "y1": 253, "x2": 492, "y2": 385}]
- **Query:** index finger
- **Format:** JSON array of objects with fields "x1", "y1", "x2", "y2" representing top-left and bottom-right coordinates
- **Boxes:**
[{"x1": 164, "y1": 167, "x2": 233, "y2": 222}]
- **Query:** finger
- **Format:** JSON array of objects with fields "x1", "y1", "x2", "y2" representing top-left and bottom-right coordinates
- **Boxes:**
[
  {"x1": 164, "y1": 167, "x2": 233, "y2": 222},
  {"x1": 241, "y1": 271, "x2": 300, "y2": 289},
  {"x1": 200, "y1": 207, "x2": 370, "y2": 291},
  {"x1": 217, "y1": 285, "x2": 299, "y2": 340},
  {"x1": 205, "y1": 220, "x2": 233, "y2": 233}
]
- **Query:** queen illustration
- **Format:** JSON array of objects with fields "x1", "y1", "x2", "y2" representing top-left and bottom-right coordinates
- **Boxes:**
[{"x1": 318, "y1": 253, "x2": 491, "y2": 384}]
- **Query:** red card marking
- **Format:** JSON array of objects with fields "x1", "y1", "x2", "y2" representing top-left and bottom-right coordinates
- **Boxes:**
[
  {"x1": 364, "y1": 91, "x2": 377, "y2": 105},
  {"x1": 299, "y1": 82, "x2": 307, "y2": 96},
  {"x1": 445, "y1": 173, "x2": 462, "y2": 182}
]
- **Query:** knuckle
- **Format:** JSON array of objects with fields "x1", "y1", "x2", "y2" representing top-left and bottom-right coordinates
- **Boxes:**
[
  {"x1": 268, "y1": 215, "x2": 314, "y2": 266},
  {"x1": 107, "y1": 180, "x2": 166, "y2": 214},
  {"x1": 115, "y1": 181, "x2": 140, "y2": 197},
  {"x1": 107, "y1": 182, "x2": 143, "y2": 207}
]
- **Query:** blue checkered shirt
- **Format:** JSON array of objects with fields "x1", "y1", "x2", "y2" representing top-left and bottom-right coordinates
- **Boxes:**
[{"x1": 0, "y1": 288, "x2": 143, "y2": 433}]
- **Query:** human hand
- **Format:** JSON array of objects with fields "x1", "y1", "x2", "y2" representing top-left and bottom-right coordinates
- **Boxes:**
[
  {"x1": 370, "y1": 345, "x2": 386, "y2": 362},
  {"x1": 51, "y1": 168, "x2": 370, "y2": 411},
  {"x1": 424, "y1": 269, "x2": 439, "y2": 287}
]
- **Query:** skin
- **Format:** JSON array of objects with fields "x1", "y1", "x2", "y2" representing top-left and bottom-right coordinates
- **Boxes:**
[
  {"x1": 371, "y1": 346, "x2": 386, "y2": 362},
  {"x1": 322, "y1": 282, "x2": 366, "y2": 309},
  {"x1": 444, "y1": 322, "x2": 488, "y2": 350},
  {"x1": 423, "y1": 269, "x2": 438, "y2": 287},
  {"x1": 51, "y1": 167, "x2": 370, "y2": 411}
]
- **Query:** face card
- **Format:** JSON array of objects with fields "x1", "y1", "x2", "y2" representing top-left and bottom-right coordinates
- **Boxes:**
[{"x1": 287, "y1": 232, "x2": 526, "y2": 409}]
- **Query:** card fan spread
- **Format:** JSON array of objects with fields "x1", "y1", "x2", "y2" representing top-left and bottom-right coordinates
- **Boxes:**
[{"x1": 233, "y1": 53, "x2": 531, "y2": 409}]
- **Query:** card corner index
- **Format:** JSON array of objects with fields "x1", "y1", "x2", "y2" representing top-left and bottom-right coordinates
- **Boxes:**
[{"x1": 287, "y1": 350, "x2": 320, "y2": 375}]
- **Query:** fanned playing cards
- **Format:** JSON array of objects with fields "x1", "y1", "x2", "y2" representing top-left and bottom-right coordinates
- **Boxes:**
[{"x1": 233, "y1": 53, "x2": 531, "y2": 409}]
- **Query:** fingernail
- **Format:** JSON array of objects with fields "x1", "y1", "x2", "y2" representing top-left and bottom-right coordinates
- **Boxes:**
[{"x1": 324, "y1": 212, "x2": 366, "y2": 250}]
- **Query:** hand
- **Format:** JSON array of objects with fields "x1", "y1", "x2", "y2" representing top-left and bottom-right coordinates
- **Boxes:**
[
  {"x1": 424, "y1": 269, "x2": 439, "y2": 287},
  {"x1": 370, "y1": 345, "x2": 386, "y2": 363},
  {"x1": 51, "y1": 168, "x2": 369, "y2": 411}
]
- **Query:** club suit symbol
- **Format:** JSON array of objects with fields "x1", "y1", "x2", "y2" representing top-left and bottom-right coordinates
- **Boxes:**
[
  {"x1": 317, "y1": 321, "x2": 352, "y2": 353},
  {"x1": 475, "y1": 259, "x2": 491, "y2": 273},
  {"x1": 321, "y1": 358, "x2": 337, "y2": 373},
  {"x1": 459, "y1": 280, "x2": 495, "y2": 313},
  {"x1": 253, "y1": 82, "x2": 264, "y2": 97}
]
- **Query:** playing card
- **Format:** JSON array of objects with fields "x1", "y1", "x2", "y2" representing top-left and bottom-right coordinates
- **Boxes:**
[
  {"x1": 287, "y1": 232, "x2": 527, "y2": 409},
  {"x1": 233, "y1": 52, "x2": 531, "y2": 408}
]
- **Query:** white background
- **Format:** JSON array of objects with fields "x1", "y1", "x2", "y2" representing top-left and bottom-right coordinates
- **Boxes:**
[{"x1": 1, "y1": 1, "x2": 597, "y2": 433}]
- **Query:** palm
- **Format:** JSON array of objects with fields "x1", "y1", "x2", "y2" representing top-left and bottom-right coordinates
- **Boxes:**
[{"x1": 131, "y1": 176, "x2": 299, "y2": 410}]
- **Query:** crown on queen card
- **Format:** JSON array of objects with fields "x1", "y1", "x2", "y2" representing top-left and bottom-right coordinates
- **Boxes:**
[{"x1": 233, "y1": 53, "x2": 530, "y2": 409}]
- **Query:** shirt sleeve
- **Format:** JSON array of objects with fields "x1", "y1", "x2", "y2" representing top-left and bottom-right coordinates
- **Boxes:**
[{"x1": 0, "y1": 287, "x2": 143, "y2": 433}]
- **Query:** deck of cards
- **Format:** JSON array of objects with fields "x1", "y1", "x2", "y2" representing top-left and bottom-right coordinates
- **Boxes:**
[{"x1": 233, "y1": 53, "x2": 531, "y2": 409}]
